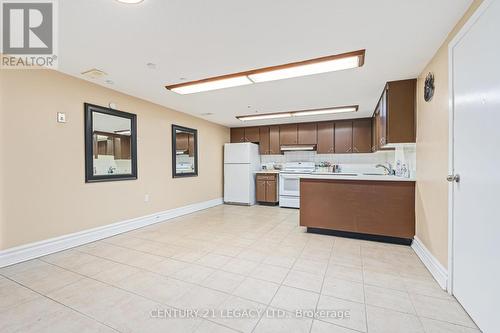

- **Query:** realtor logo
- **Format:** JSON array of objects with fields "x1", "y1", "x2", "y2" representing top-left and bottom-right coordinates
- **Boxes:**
[{"x1": 1, "y1": 0, "x2": 58, "y2": 68}]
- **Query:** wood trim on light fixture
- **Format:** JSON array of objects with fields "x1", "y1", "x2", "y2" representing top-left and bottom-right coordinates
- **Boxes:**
[
  {"x1": 165, "y1": 49, "x2": 365, "y2": 91},
  {"x1": 236, "y1": 105, "x2": 359, "y2": 121}
]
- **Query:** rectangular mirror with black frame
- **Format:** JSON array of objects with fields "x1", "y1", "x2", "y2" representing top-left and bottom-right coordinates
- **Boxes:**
[
  {"x1": 84, "y1": 103, "x2": 137, "y2": 182},
  {"x1": 172, "y1": 124, "x2": 198, "y2": 178}
]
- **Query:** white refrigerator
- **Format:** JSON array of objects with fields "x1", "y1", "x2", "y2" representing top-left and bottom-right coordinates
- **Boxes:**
[{"x1": 224, "y1": 143, "x2": 261, "y2": 205}]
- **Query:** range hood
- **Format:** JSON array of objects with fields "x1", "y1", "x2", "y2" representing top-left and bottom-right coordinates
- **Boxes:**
[{"x1": 280, "y1": 145, "x2": 316, "y2": 151}]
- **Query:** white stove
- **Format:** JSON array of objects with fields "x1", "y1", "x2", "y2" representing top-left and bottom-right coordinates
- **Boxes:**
[{"x1": 279, "y1": 162, "x2": 315, "y2": 208}]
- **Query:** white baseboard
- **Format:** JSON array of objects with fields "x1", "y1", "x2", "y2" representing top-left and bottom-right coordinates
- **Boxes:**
[
  {"x1": 411, "y1": 236, "x2": 448, "y2": 290},
  {"x1": 0, "y1": 198, "x2": 223, "y2": 268}
]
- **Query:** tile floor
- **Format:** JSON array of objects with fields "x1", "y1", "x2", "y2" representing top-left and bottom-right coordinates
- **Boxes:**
[{"x1": 0, "y1": 205, "x2": 479, "y2": 333}]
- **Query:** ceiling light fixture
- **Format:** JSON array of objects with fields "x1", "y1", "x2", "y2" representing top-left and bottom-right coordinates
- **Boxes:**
[
  {"x1": 293, "y1": 106, "x2": 357, "y2": 117},
  {"x1": 170, "y1": 76, "x2": 252, "y2": 95},
  {"x1": 236, "y1": 105, "x2": 358, "y2": 122},
  {"x1": 166, "y1": 49, "x2": 365, "y2": 94},
  {"x1": 236, "y1": 112, "x2": 293, "y2": 122},
  {"x1": 116, "y1": 0, "x2": 144, "y2": 4}
]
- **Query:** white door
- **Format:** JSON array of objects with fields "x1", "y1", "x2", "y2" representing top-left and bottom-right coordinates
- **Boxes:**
[{"x1": 451, "y1": 1, "x2": 500, "y2": 332}]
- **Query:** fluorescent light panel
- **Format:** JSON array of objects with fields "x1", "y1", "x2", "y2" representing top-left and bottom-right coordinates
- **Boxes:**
[
  {"x1": 237, "y1": 113, "x2": 292, "y2": 121},
  {"x1": 236, "y1": 105, "x2": 358, "y2": 122},
  {"x1": 247, "y1": 56, "x2": 360, "y2": 83},
  {"x1": 170, "y1": 76, "x2": 252, "y2": 94},
  {"x1": 116, "y1": 0, "x2": 144, "y2": 4},
  {"x1": 293, "y1": 106, "x2": 357, "y2": 117},
  {"x1": 166, "y1": 50, "x2": 365, "y2": 94}
]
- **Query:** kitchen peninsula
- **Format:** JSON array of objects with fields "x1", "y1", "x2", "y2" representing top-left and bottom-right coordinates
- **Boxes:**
[{"x1": 300, "y1": 174, "x2": 415, "y2": 245}]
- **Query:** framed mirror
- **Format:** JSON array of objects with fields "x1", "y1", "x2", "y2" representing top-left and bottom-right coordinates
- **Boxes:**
[
  {"x1": 84, "y1": 103, "x2": 137, "y2": 182},
  {"x1": 172, "y1": 124, "x2": 198, "y2": 178}
]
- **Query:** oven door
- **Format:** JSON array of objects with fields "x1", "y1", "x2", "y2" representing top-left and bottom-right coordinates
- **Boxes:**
[{"x1": 279, "y1": 173, "x2": 301, "y2": 197}]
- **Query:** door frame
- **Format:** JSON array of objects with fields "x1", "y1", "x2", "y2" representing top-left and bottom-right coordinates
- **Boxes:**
[{"x1": 447, "y1": 0, "x2": 494, "y2": 295}]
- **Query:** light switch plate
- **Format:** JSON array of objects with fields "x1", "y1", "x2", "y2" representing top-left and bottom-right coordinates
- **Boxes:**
[{"x1": 57, "y1": 112, "x2": 66, "y2": 123}]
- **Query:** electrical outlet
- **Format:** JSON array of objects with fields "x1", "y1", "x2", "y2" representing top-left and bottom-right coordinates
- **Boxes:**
[
  {"x1": 144, "y1": 194, "x2": 149, "y2": 202},
  {"x1": 57, "y1": 112, "x2": 66, "y2": 123}
]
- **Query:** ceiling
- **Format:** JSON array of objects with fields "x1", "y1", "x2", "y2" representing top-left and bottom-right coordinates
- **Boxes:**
[{"x1": 58, "y1": 0, "x2": 472, "y2": 127}]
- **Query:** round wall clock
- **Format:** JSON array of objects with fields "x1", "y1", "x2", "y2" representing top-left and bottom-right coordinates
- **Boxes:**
[{"x1": 424, "y1": 72, "x2": 435, "y2": 102}]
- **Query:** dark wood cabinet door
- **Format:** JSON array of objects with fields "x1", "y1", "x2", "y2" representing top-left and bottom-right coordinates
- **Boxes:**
[
  {"x1": 244, "y1": 127, "x2": 260, "y2": 143},
  {"x1": 298, "y1": 123, "x2": 317, "y2": 144},
  {"x1": 230, "y1": 128, "x2": 245, "y2": 143},
  {"x1": 386, "y1": 79, "x2": 416, "y2": 144},
  {"x1": 279, "y1": 124, "x2": 298, "y2": 145},
  {"x1": 266, "y1": 180, "x2": 277, "y2": 202},
  {"x1": 300, "y1": 179, "x2": 415, "y2": 239},
  {"x1": 256, "y1": 180, "x2": 267, "y2": 202},
  {"x1": 371, "y1": 110, "x2": 379, "y2": 152},
  {"x1": 317, "y1": 122, "x2": 334, "y2": 154},
  {"x1": 269, "y1": 126, "x2": 280, "y2": 154},
  {"x1": 259, "y1": 127, "x2": 270, "y2": 154},
  {"x1": 334, "y1": 121, "x2": 353, "y2": 153},
  {"x1": 379, "y1": 89, "x2": 388, "y2": 146},
  {"x1": 188, "y1": 134, "x2": 195, "y2": 157},
  {"x1": 353, "y1": 119, "x2": 372, "y2": 153},
  {"x1": 176, "y1": 133, "x2": 189, "y2": 151}
]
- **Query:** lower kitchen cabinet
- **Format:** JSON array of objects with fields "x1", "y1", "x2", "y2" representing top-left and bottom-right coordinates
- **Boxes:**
[
  {"x1": 256, "y1": 173, "x2": 279, "y2": 204},
  {"x1": 300, "y1": 178, "x2": 415, "y2": 243}
]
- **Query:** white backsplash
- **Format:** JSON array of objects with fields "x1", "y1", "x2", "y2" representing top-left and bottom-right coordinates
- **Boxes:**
[{"x1": 261, "y1": 144, "x2": 416, "y2": 177}]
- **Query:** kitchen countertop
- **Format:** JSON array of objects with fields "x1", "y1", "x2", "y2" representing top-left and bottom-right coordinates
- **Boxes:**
[
  {"x1": 255, "y1": 170, "x2": 415, "y2": 181},
  {"x1": 255, "y1": 170, "x2": 281, "y2": 174},
  {"x1": 302, "y1": 173, "x2": 415, "y2": 182}
]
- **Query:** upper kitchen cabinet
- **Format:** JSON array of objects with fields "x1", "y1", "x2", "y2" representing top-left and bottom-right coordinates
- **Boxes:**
[
  {"x1": 259, "y1": 127, "x2": 270, "y2": 154},
  {"x1": 352, "y1": 118, "x2": 372, "y2": 153},
  {"x1": 317, "y1": 122, "x2": 334, "y2": 154},
  {"x1": 269, "y1": 126, "x2": 280, "y2": 154},
  {"x1": 372, "y1": 109, "x2": 379, "y2": 152},
  {"x1": 230, "y1": 127, "x2": 260, "y2": 143},
  {"x1": 334, "y1": 121, "x2": 353, "y2": 153},
  {"x1": 279, "y1": 124, "x2": 298, "y2": 145},
  {"x1": 298, "y1": 123, "x2": 317, "y2": 144},
  {"x1": 230, "y1": 128, "x2": 245, "y2": 143},
  {"x1": 259, "y1": 126, "x2": 281, "y2": 155},
  {"x1": 376, "y1": 79, "x2": 417, "y2": 147},
  {"x1": 244, "y1": 127, "x2": 260, "y2": 143}
]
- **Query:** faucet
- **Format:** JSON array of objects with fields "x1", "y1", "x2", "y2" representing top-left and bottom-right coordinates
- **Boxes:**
[
  {"x1": 108, "y1": 166, "x2": 116, "y2": 174},
  {"x1": 375, "y1": 163, "x2": 394, "y2": 175}
]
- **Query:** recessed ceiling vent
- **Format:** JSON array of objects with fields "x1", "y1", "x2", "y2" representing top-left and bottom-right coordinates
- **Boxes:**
[{"x1": 81, "y1": 69, "x2": 107, "y2": 80}]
